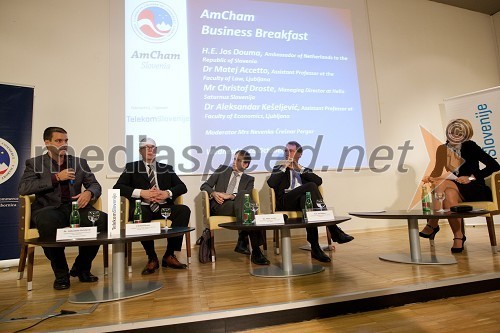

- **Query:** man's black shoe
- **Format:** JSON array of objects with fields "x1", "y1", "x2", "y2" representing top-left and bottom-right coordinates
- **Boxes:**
[
  {"x1": 311, "y1": 246, "x2": 331, "y2": 262},
  {"x1": 234, "y1": 238, "x2": 251, "y2": 255},
  {"x1": 53, "y1": 276, "x2": 70, "y2": 290},
  {"x1": 330, "y1": 225, "x2": 354, "y2": 244},
  {"x1": 251, "y1": 249, "x2": 270, "y2": 265},
  {"x1": 70, "y1": 266, "x2": 99, "y2": 282},
  {"x1": 77, "y1": 271, "x2": 99, "y2": 282}
]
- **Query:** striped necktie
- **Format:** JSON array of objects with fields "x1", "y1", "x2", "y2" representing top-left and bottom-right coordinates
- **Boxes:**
[
  {"x1": 148, "y1": 165, "x2": 159, "y2": 212},
  {"x1": 226, "y1": 171, "x2": 239, "y2": 194}
]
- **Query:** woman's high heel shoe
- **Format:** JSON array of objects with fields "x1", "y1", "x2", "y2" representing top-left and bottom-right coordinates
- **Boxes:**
[
  {"x1": 451, "y1": 235, "x2": 466, "y2": 253},
  {"x1": 419, "y1": 224, "x2": 440, "y2": 240}
]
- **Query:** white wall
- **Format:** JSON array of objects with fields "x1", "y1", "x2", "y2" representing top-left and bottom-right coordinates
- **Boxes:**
[
  {"x1": 1, "y1": 0, "x2": 499, "y2": 247},
  {"x1": 493, "y1": 10, "x2": 500, "y2": 69}
]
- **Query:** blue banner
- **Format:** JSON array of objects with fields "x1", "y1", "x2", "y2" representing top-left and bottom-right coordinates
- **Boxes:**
[{"x1": 0, "y1": 83, "x2": 33, "y2": 260}]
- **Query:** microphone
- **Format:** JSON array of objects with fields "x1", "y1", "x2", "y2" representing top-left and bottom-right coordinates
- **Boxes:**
[{"x1": 68, "y1": 155, "x2": 75, "y2": 185}]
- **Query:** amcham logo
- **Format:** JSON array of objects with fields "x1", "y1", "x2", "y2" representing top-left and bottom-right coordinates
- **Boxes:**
[
  {"x1": 0, "y1": 138, "x2": 18, "y2": 185},
  {"x1": 131, "y1": 2, "x2": 178, "y2": 43}
]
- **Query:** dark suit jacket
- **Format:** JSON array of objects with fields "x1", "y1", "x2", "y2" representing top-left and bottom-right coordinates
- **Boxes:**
[
  {"x1": 200, "y1": 165, "x2": 254, "y2": 195},
  {"x1": 267, "y1": 165, "x2": 322, "y2": 204},
  {"x1": 113, "y1": 160, "x2": 187, "y2": 217},
  {"x1": 431, "y1": 140, "x2": 500, "y2": 185},
  {"x1": 18, "y1": 154, "x2": 101, "y2": 214}
]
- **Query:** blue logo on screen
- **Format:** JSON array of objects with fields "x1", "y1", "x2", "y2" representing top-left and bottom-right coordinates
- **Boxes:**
[{"x1": 132, "y1": 2, "x2": 178, "y2": 43}]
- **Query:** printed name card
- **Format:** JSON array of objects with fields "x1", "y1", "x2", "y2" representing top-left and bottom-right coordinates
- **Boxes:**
[
  {"x1": 107, "y1": 189, "x2": 121, "y2": 239},
  {"x1": 255, "y1": 214, "x2": 285, "y2": 225},
  {"x1": 306, "y1": 210, "x2": 335, "y2": 222},
  {"x1": 57, "y1": 227, "x2": 97, "y2": 241},
  {"x1": 126, "y1": 222, "x2": 161, "y2": 236}
]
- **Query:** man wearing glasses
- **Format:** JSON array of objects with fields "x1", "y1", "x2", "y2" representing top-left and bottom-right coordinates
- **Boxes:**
[
  {"x1": 114, "y1": 137, "x2": 191, "y2": 275},
  {"x1": 200, "y1": 150, "x2": 270, "y2": 265}
]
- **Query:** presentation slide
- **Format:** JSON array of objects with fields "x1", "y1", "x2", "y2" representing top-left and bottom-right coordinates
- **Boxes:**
[{"x1": 120, "y1": 0, "x2": 376, "y2": 174}]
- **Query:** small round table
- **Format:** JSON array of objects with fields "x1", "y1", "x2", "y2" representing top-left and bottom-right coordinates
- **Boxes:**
[
  {"x1": 349, "y1": 210, "x2": 489, "y2": 265},
  {"x1": 219, "y1": 216, "x2": 351, "y2": 277},
  {"x1": 26, "y1": 227, "x2": 194, "y2": 303}
]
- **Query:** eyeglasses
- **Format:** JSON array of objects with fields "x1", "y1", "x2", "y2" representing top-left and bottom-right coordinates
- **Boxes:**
[{"x1": 140, "y1": 145, "x2": 156, "y2": 150}]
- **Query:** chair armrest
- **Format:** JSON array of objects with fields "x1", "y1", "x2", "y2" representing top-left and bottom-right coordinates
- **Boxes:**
[
  {"x1": 251, "y1": 188, "x2": 260, "y2": 214},
  {"x1": 201, "y1": 191, "x2": 211, "y2": 222},
  {"x1": 269, "y1": 188, "x2": 276, "y2": 213},
  {"x1": 92, "y1": 197, "x2": 102, "y2": 210},
  {"x1": 487, "y1": 171, "x2": 500, "y2": 210},
  {"x1": 19, "y1": 195, "x2": 33, "y2": 243},
  {"x1": 174, "y1": 195, "x2": 183, "y2": 205},
  {"x1": 120, "y1": 196, "x2": 130, "y2": 228}
]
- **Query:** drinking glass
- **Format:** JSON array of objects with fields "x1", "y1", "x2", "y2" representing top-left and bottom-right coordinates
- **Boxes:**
[
  {"x1": 434, "y1": 192, "x2": 446, "y2": 212},
  {"x1": 88, "y1": 211, "x2": 100, "y2": 233},
  {"x1": 316, "y1": 199, "x2": 326, "y2": 211},
  {"x1": 161, "y1": 207, "x2": 171, "y2": 220},
  {"x1": 250, "y1": 202, "x2": 259, "y2": 222}
]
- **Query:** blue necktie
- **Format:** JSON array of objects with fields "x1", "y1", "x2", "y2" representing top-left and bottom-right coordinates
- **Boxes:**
[{"x1": 291, "y1": 170, "x2": 300, "y2": 189}]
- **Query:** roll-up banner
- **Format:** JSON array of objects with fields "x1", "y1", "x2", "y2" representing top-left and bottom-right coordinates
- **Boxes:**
[
  {"x1": 0, "y1": 83, "x2": 34, "y2": 265},
  {"x1": 443, "y1": 86, "x2": 498, "y2": 161},
  {"x1": 444, "y1": 86, "x2": 499, "y2": 225}
]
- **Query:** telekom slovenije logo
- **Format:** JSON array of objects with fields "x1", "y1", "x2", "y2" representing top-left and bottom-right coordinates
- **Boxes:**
[
  {"x1": 0, "y1": 138, "x2": 18, "y2": 185},
  {"x1": 131, "y1": 2, "x2": 178, "y2": 43}
]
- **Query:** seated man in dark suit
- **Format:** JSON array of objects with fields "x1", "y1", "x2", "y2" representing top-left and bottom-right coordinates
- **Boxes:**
[
  {"x1": 267, "y1": 141, "x2": 353, "y2": 263},
  {"x1": 18, "y1": 126, "x2": 107, "y2": 290},
  {"x1": 114, "y1": 137, "x2": 191, "y2": 275},
  {"x1": 200, "y1": 150, "x2": 270, "y2": 265}
]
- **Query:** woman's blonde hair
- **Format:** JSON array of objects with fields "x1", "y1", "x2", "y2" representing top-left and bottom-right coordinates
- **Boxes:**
[{"x1": 446, "y1": 118, "x2": 473, "y2": 144}]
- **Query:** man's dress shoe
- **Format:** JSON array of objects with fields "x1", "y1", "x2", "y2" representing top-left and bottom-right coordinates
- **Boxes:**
[
  {"x1": 70, "y1": 267, "x2": 99, "y2": 282},
  {"x1": 141, "y1": 257, "x2": 160, "y2": 275},
  {"x1": 311, "y1": 246, "x2": 331, "y2": 262},
  {"x1": 53, "y1": 276, "x2": 70, "y2": 290},
  {"x1": 234, "y1": 240, "x2": 251, "y2": 255},
  {"x1": 331, "y1": 225, "x2": 354, "y2": 244},
  {"x1": 162, "y1": 254, "x2": 188, "y2": 269},
  {"x1": 251, "y1": 250, "x2": 270, "y2": 265}
]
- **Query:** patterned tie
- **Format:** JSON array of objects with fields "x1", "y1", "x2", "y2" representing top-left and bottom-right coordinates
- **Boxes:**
[
  {"x1": 291, "y1": 170, "x2": 301, "y2": 189},
  {"x1": 148, "y1": 165, "x2": 159, "y2": 212},
  {"x1": 226, "y1": 171, "x2": 239, "y2": 194}
]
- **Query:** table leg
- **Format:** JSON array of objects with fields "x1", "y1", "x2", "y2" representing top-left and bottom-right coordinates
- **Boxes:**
[
  {"x1": 408, "y1": 218, "x2": 422, "y2": 261},
  {"x1": 112, "y1": 243, "x2": 125, "y2": 294},
  {"x1": 378, "y1": 218, "x2": 457, "y2": 265},
  {"x1": 251, "y1": 229, "x2": 324, "y2": 277},
  {"x1": 281, "y1": 229, "x2": 293, "y2": 273},
  {"x1": 68, "y1": 242, "x2": 163, "y2": 303}
]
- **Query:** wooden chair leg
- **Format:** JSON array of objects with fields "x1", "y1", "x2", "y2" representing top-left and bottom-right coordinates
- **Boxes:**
[
  {"x1": 127, "y1": 242, "x2": 133, "y2": 273},
  {"x1": 17, "y1": 244, "x2": 28, "y2": 280},
  {"x1": 486, "y1": 216, "x2": 497, "y2": 253},
  {"x1": 274, "y1": 230, "x2": 280, "y2": 255},
  {"x1": 210, "y1": 230, "x2": 216, "y2": 262},
  {"x1": 103, "y1": 245, "x2": 109, "y2": 275},
  {"x1": 185, "y1": 232, "x2": 192, "y2": 264},
  {"x1": 27, "y1": 247, "x2": 35, "y2": 291}
]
